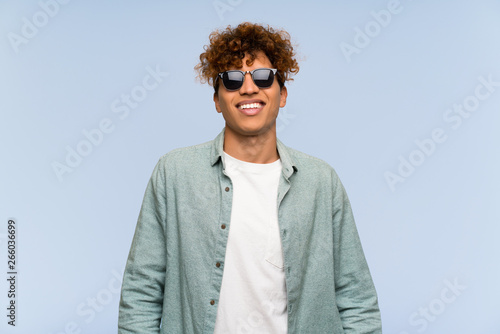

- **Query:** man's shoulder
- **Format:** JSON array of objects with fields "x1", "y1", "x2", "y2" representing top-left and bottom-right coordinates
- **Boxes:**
[
  {"x1": 152, "y1": 139, "x2": 214, "y2": 175},
  {"x1": 159, "y1": 139, "x2": 213, "y2": 161},
  {"x1": 281, "y1": 143, "x2": 347, "y2": 195},
  {"x1": 283, "y1": 143, "x2": 336, "y2": 172}
]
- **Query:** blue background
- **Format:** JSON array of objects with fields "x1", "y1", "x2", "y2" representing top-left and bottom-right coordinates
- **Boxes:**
[{"x1": 1, "y1": 0, "x2": 499, "y2": 333}]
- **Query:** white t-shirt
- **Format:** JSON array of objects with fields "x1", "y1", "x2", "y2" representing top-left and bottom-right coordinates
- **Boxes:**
[{"x1": 213, "y1": 152, "x2": 288, "y2": 334}]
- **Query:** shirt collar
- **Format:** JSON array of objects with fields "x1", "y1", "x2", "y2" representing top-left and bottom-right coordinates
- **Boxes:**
[{"x1": 210, "y1": 127, "x2": 297, "y2": 178}]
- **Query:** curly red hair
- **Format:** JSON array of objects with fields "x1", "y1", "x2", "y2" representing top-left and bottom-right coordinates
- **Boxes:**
[{"x1": 195, "y1": 22, "x2": 299, "y2": 92}]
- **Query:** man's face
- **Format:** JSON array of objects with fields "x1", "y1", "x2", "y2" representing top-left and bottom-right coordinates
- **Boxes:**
[{"x1": 214, "y1": 51, "x2": 287, "y2": 140}]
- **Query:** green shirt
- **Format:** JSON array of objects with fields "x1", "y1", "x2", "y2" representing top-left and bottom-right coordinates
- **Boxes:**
[{"x1": 118, "y1": 127, "x2": 382, "y2": 333}]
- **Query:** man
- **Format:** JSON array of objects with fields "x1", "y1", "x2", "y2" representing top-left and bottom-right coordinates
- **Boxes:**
[{"x1": 119, "y1": 22, "x2": 382, "y2": 333}]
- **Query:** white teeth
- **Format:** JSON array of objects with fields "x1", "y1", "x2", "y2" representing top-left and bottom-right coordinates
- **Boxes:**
[{"x1": 238, "y1": 102, "x2": 263, "y2": 109}]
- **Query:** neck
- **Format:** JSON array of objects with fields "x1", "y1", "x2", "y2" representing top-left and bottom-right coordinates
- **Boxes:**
[{"x1": 222, "y1": 126, "x2": 279, "y2": 164}]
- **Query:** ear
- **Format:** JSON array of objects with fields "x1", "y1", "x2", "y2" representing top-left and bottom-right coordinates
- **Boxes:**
[
  {"x1": 279, "y1": 86, "x2": 288, "y2": 108},
  {"x1": 213, "y1": 92, "x2": 222, "y2": 113}
]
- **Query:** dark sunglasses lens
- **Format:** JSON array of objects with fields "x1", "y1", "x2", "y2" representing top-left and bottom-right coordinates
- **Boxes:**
[
  {"x1": 223, "y1": 71, "x2": 244, "y2": 90},
  {"x1": 252, "y1": 69, "x2": 275, "y2": 88}
]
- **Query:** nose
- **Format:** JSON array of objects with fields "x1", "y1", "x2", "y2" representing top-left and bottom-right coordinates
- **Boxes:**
[{"x1": 239, "y1": 72, "x2": 259, "y2": 95}]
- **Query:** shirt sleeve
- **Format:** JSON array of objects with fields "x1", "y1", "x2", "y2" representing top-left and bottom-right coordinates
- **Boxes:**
[
  {"x1": 118, "y1": 158, "x2": 167, "y2": 333},
  {"x1": 331, "y1": 170, "x2": 382, "y2": 333}
]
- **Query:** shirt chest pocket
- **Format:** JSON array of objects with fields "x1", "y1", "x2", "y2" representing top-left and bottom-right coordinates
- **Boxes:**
[{"x1": 264, "y1": 215, "x2": 285, "y2": 270}]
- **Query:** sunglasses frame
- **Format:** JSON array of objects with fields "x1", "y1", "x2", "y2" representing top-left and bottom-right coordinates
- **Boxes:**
[{"x1": 217, "y1": 68, "x2": 278, "y2": 91}]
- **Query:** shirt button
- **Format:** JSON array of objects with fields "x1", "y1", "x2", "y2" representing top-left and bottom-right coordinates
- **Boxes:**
[
  {"x1": 221, "y1": 224, "x2": 226, "y2": 229},
  {"x1": 225, "y1": 187, "x2": 230, "y2": 192},
  {"x1": 216, "y1": 262, "x2": 221, "y2": 268},
  {"x1": 210, "y1": 300, "x2": 215, "y2": 305}
]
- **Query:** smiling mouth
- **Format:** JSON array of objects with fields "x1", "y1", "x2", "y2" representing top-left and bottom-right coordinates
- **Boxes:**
[
  {"x1": 236, "y1": 101, "x2": 266, "y2": 116},
  {"x1": 237, "y1": 102, "x2": 265, "y2": 110}
]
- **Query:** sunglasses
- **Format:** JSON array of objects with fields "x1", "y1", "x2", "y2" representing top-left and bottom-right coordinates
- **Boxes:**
[{"x1": 217, "y1": 68, "x2": 278, "y2": 91}]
